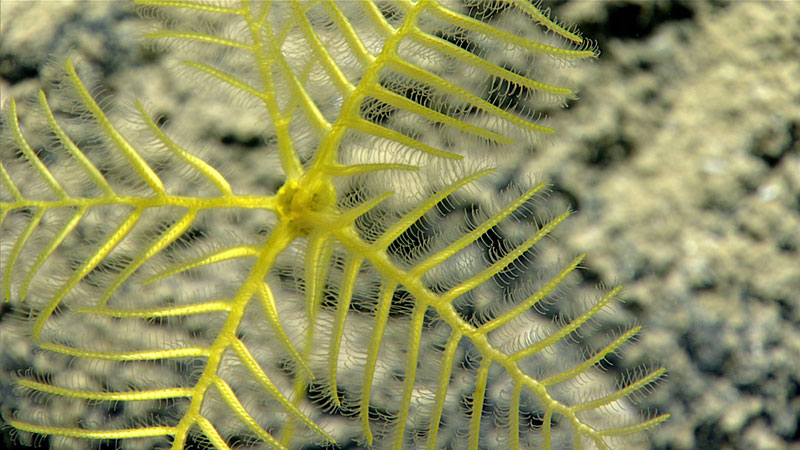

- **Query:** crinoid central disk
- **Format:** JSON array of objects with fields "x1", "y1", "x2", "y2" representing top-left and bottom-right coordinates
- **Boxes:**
[{"x1": 276, "y1": 174, "x2": 336, "y2": 235}]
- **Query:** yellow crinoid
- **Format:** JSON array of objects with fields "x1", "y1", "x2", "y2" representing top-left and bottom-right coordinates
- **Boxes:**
[{"x1": 1, "y1": 1, "x2": 667, "y2": 449}]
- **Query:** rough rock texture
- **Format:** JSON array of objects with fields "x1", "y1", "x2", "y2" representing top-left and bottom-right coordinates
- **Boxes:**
[{"x1": 535, "y1": 1, "x2": 800, "y2": 449}]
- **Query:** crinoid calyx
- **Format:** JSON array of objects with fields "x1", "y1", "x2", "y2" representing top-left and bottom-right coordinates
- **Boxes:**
[{"x1": 0, "y1": 1, "x2": 668, "y2": 449}]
